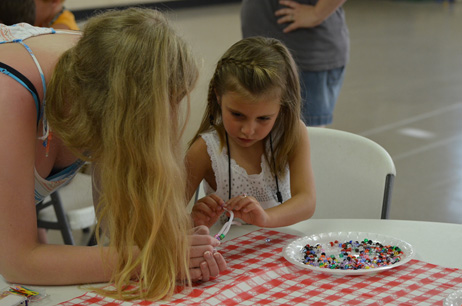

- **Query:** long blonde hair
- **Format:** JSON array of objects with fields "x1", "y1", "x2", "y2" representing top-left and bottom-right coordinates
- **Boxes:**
[
  {"x1": 190, "y1": 37, "x2": 301, "y2": 177},
  {"x1": 46, "y1": 8, "x2": 198, "y2": 301}
]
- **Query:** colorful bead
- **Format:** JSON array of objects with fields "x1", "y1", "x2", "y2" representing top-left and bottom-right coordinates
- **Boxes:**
[{"x1": 301, "y1": 238, "x2": 404, "y2": 270}]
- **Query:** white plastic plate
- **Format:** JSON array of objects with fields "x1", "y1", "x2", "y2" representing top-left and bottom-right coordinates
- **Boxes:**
[
  {"x1": 445, "y1": 289, "x2": 462, "y2": 306},
  {"x1": 282, "y1": 231, "x2": 415, "y2": 276}
]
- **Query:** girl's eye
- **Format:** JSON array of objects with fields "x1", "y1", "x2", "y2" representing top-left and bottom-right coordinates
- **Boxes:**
[
  {"x1": 258, "y1": 117, "x2": 270, "y2": 121},
  {"x1": 232, "y1": 112, "x2": 242, "y2": 118}
]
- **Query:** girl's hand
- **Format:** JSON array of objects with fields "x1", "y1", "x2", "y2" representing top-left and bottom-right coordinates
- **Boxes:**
[
  {"x1": 188, "y1": 226, "x2": 227, "y2": 282},
  {"x1": 225, "y1": 194, "x2": 269, "y2": 227},
  {"x1": 191, "y1": 194, "x2": 225, "y2": 227}
]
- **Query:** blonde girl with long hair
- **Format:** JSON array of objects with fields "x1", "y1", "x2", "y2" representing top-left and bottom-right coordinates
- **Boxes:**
[
  {"x1": 186, "y1": 37, "x2": 316, "y2": 228},
  {"x1": 0, "y1": 8, "x2": 226, "y2": 301}
]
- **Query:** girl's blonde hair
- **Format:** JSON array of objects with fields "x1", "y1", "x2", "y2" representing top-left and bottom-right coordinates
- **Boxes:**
[
  {"x1": 190, "y1": 36, "x2": 301, "y2": 177},
  {"x1": 46, "y1": 8, "x2": 198, "y2": 301}
]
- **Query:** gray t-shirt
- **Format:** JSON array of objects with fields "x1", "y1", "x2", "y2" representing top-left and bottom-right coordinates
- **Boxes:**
[{"x1": 241, "y1": 0, "x2": 349, "y2": 71}]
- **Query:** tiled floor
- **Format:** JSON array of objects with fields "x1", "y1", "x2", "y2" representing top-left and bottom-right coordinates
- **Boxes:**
[{"x1": 50, "y1": 0, "x2": 462, "y2": 245}]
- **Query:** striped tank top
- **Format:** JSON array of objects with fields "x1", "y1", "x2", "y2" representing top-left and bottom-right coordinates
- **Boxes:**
[{"x1": 0, "y1": 23, "x2": 85, "y2": 203}]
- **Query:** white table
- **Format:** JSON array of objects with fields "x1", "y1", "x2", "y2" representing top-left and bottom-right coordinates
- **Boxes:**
[
  {"x1": 215, "y1": 219, "x2": 462, "y2": 269},
  {"x1": 1, "y1": 219, "x2": 461, "y2": 305}
]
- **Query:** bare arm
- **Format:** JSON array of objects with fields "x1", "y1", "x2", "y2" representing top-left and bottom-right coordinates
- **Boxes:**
[
  {"x1": 0, "y1": 75, "x2": 113, "y2": 285},
  {"x1": 185, "y1": 138, "x2": 225, "y2": 227},
  {"x1": 185, "y1": 138, "x2": 210, "y2": 202},
  {"x1": 183, "y1": 141, "x2": 229, "y2": 277},
  {"x1": 0, "y1": 82, "x2": 225, "y2": 286},
  {"x1": 275, "y1": 0, "x2": 347, "y2": 33},
  {"x1": 263, "y1": 121, "x2": 316, "y2": 227}
]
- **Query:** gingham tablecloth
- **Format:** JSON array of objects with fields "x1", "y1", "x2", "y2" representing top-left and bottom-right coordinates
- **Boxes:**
[{"x1": 59, "y1": 229, "x2": 462, "y2": 306}]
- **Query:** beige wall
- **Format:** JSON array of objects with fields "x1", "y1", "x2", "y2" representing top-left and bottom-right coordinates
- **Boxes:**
[{"x1": 166, "y1": 5, "x2": 242, "y2": 153}]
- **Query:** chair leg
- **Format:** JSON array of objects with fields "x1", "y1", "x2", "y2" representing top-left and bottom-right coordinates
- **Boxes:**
[
  {"x1": 381, "y1": 174, "x2": 395, "y2": 219},
  {"x1": 194, "y1": 186, "x2": 200, "y2": 203},
  {"x1": 87, "y1": 229, "x2": 98, "y2": 246},
  {"x1": 49, "y1": 192, "x2": 75, "y2": 245}
]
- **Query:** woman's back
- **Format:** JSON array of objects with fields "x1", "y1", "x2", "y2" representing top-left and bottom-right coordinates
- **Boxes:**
[{"x1": 0, "y1": 25, "x2": 82, "y2": 185}]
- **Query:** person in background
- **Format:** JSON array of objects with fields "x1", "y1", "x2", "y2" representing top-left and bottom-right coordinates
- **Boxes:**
[
  {"x1": 241, "y1": 0, "x2": 349, "y2": 127},
  {"x1": 0, "y1": 8, "x2": 226, "y2": 301},
  {"x1": 34, "y1": 0, "x2": 79, "y2": 30},
  {"x1": 186, "y1": 37, "x2": 316, "y2": 229},
  {"x1": 0, "y1": 0, "x2": 36, "y2": 25}
]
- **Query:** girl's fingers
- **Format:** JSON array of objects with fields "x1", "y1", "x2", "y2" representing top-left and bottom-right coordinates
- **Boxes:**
[
  {"x1": 189, "y1": 267, "x2": 202, "y2": 281},
  {"x1": 214, "y1": 252, "x2": 227, "y2": 271},
  {"x1": 199, "y1": 261, "x2": 210, "y2": 282},
  {"x1": 191, "y1": 211, "x2": 211, "y2": 225},
  {"x1": 199, "y1": 194, "x2": 225, "y2": 212},
  {"x1": 193, "y1": 225, "x2": 209, "y2": 235},
  {"x1": 226, "y1": 195, "x2": 255, "y2": 211},
  {"x1": 203, "y1": 251, "x2": 219, "y2": 278},
  {"x1": 194, "y1": 202, "x2": 215, "y2": 217}
]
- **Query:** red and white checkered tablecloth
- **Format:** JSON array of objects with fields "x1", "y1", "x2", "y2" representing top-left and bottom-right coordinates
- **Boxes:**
[{"x1": 58, "y1": 229, "x2": 462, "y2": 306}]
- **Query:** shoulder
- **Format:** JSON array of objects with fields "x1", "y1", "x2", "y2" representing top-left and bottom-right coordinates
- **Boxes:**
[
  {"x1": 289, "y1": 120, "x2": 310, "y2": 160},
  {"x1": 188, "y1": 136, "x2": 208, "y2": 156},
  {"x1": 186, "y1": 137, "x2": 211, "y2": 168},
  {"x1": 186, "y1": 137, "x2": 213, "y2": 180},
  {"x1": 200, "y1": 129, "x2": 218, "y2": 141},
  {"x1": 0, "y1": 72, "x2": 38, "y2": 126},
  {"x1": 294, "y1": 120, "x2": 309, "y2": 144}
]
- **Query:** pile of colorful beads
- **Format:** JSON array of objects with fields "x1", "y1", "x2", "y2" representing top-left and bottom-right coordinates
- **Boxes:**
[{"x1": 301, "y1": 238, "x2": 403, "y2": 270}]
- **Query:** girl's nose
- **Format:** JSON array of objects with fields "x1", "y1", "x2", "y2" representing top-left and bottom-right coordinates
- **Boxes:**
[{"x1": 241, "y1": 121, "x2": 255, "y2": 137}]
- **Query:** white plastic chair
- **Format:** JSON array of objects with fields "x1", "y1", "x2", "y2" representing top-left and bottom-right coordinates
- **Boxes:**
[
  {"x1": 36, "y1": 172, "x2": 96, "y2": 245},
  {"x1": 307, "y1": 127, "x2": 395, "y2": 219}
]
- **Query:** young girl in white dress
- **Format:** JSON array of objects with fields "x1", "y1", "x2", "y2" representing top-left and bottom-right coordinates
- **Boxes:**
[{"x1": 186, "y1": 36, "x2": 316, "y2": 229}]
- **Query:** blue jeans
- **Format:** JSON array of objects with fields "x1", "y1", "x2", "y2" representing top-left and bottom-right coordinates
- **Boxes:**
[{"x1": 300, "y1": 67, "x2": 346, "y2": 126}]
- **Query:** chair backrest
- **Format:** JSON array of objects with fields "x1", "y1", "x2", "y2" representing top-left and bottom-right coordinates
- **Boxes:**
[{"x1": 307, "y1": 127, "x2": 396, "y2": 219}]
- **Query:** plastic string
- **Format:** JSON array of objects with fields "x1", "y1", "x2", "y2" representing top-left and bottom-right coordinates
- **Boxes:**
[{"x1": 214, "y1": 210, "x2": 234, "y2": 241}]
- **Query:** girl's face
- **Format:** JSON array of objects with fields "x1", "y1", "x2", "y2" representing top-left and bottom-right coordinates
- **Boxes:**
[{"x1": 219, "y1": 91, "x2": 281, "y2": 149}]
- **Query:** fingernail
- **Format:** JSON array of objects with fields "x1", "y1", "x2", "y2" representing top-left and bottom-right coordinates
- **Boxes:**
[{"x1": 204, "y1": 251, "x2": 212, "y2": 258}]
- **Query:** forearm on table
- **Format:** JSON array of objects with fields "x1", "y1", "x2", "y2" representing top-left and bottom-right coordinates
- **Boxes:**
[
  {"x1": 3, "y1": 244, "x2": 116, "y2": 285},
  {"x1": 264, "y1": 194, "x2": 315, "y2": 228}
]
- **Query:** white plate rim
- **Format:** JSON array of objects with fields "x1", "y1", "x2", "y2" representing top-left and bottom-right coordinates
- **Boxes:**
[
  {"x1": 282, "y1": 231, "x2": 415, "y2": 276},
  {"x1": 444, "y1": 289, "x2": 462, "y2": 306}
]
